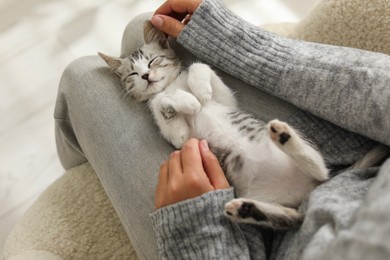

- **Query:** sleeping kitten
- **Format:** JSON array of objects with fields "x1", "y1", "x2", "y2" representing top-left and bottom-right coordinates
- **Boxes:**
[{"x1": 98, "y1": 21, "x2": 329, "y2": 229}]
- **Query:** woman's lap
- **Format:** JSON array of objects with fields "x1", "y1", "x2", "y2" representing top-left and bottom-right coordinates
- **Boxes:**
[{"x1": 55, "y1": 54, "x2": 172, "y2": 259}]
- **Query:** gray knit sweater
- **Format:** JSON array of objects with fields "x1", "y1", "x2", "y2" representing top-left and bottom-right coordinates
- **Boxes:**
[{"x1": 150, "y1": 0, "x2": 390, "y2": 259}]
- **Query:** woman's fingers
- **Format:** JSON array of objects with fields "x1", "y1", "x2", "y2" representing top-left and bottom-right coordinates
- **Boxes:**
[
  {"x1": 155, "y1": 138, "x2": 229, "y2": 209},
  {"x1": 168, "y1": 150, "x2": 183, "y2": 177},
  {"x1": 180, "y1": 138, "x2": 204, "y2": 174},
  {"x1": 151, "y1": 15, "x2": 185, "y2": 38},
  {"x1": 154, "y1": 0, "x2": 201, "y2": 16},
  {"x1": 155, "y1": 160, "x2": 169, "y2": 208},
  {"x1": 152, "y1": 0, "x2": 203, "y2": 38},
  {"x1": 199, "y1": 140, "x2": 230, "y2": 190}
]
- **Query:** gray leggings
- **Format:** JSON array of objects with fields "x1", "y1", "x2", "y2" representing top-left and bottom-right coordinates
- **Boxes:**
[{"x1": 54, "y1": 13, "x2": 297, "y2": 259}]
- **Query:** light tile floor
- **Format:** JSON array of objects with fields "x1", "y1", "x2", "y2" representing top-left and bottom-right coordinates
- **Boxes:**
[{"x1": 0, "y1": 0, "x2": 320, "y2": 254}]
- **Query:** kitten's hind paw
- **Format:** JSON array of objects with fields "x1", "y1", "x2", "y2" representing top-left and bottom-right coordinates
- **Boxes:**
[
  {"x1": 268, "y1": 119, "x2": 291, "y2": 145},
  {"x1": 188, "y1": 63, "x2": 213, "y2": 104},
  {"x1": 188, "y1": 82, "x2": 212, "y2": 104},
  {"x1": 225, "y1": 199, "x2": 268, "y2": 223},
  {"x1": 224, "y1": 198, "x2": 303, "y2": 229}
]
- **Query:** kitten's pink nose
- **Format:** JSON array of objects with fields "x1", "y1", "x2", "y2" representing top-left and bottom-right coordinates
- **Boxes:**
[{"x1": 142, "y1": 73, "x2": 149, "y2": 80}]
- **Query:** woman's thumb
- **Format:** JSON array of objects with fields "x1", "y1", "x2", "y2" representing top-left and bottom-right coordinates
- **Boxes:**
[
  {"x1": 151, "y1": 15, "x2": 184, "y2": 38},
  {"x1": 199, "y1": 140, "x2": 230, "y2": 189}
]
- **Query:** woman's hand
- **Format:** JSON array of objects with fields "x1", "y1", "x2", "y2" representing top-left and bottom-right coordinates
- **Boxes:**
[
  {"x1": 152, "y1": 0, "x2": 203, "y2": 38},
  {"x1": 155, "y1": 138, "x2": 230, "y2": 209}
]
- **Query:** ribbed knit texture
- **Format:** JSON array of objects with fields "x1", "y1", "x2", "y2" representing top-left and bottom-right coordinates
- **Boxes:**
[
  {"x1": 150, "y1": 188, "x2": 265, "y2": 259},
  {"x1": 178, "y1": 0, "x2": 390, "y2": 146},
  {"x1": 178, "y1": 0, "x2": 289, "y2": 91}
]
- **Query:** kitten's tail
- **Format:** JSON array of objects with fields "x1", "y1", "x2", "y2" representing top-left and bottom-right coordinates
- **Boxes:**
[{"x1": 351, "y1": 144, "x2": 390, "y2": 169}]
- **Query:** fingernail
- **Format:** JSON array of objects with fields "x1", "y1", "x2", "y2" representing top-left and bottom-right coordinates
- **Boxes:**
[
  {"x1": 200, "y1": 139, "x2": 209, "y2": 152},
  {"x1": 170, "y1": 150, "x2": 180, "y2": 158},
  {"x1": 152, "y1": 15, "x2": 164, "y2": 28}
]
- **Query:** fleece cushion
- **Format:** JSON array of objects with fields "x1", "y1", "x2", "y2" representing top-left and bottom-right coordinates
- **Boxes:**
[
  {"x1": 2, "y1": 0, "x2": 389, "y2": 259},
  {"x1": 2, "y1": 163, "x2": 137, "y2": 260},
  {"x1": 290, "y1": 0, "x2": 390, "y2": 55},
  {"x1": 260, "y1": 0, "x2": 389, "y2": 55}
]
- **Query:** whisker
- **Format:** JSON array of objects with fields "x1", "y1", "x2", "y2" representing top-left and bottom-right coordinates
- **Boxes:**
[{"x1": 119, "y1": 88, "x2": 130, "y2": 100}]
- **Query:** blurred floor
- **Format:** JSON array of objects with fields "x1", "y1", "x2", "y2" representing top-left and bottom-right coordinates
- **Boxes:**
[{"x1": 0, "y1": 0, "x2": 319, "y2": 254}]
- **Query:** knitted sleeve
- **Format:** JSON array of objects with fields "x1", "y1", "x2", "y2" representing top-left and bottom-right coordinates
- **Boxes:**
[
  {"x1": 150, "y1": 188, "x2": 263, "y2": 259},
  {"x1": 177, "y1": 0, "x2": 390, "y2": 146}
]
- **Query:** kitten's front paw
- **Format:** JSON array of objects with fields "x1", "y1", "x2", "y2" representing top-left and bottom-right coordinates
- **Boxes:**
[
  {"x1": 268, "y1": 119, "x2": 291, "y2": 145},
  {"x1": 186, "y1": 100, "x2": 201, "y2": 115},
  {"x1": 161, "y1": 105, "x2": 176, "y2": 120},
  {"x1": 169, "y1": 125, "x2": 190, "y2": 149},
  {"x1": 161, "y1": 97, "x2": 200, "y2": 116}
]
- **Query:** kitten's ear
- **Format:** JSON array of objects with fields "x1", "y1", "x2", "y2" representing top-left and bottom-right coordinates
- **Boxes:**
[
  {"x1": 98, "y1": 52, "x2": 123, "y2": 76},
  {"x1": 144, "y1": 20, "x2": 169, "y2": 49}
]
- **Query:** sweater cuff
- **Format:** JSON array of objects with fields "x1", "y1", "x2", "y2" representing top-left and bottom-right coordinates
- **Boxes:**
[
  {"x1": 151, "y1": 187, "x2": 234, "y2": 223},
  {"x1": 150, "y1": 188, "x2": 246, "y2": 258}
]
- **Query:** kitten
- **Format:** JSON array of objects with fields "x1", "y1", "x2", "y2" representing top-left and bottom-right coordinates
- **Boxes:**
[{"x1": 98, "y1": 21, "x2": 329, "y2": 229}]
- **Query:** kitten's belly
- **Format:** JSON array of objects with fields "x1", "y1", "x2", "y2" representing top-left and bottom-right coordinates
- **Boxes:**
[
  {"x1": 244, "y1": 152, "x2": 317, "y2": 207},
  {"x1": 228, "y1": 145, "x2": 317, "y2": 207},
  {"x1": 192, "y1": 102, "x2": 316, "y2": 207},
  {"x1": 191, "y1": 101, "x2": 237, "y2": 141}
]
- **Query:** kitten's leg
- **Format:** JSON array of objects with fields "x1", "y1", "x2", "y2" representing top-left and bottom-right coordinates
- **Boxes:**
[
  {"x1": 209, "y1": 70, "x2": 237, "y2": 108},
  {"x1": 188, "y1": 63, "x2": 237, "y2": 107},
  {"x1": 151, "y1": 104, "x2": 189, "y2": 148},
  {"x1": 224, "y1": 198, "x2": 303, "y2": 229},
  {"x1": 161, "y1": 115, "x2": 189, "y2": 149},
  {"x1": 150, "y1": 92, "x2": 199, "y2": 148},
  {"x1": 158, "y1": 89, "x2": 201, "y2": 116},
  {"x1": 268, "y1": 119, "x2": 328, "y2": 182},
  {"x1": 187, "y1": 63, "x2": 213, "y2": 104}
]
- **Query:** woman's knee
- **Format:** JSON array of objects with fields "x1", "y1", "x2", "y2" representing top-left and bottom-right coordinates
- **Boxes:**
[
  {"x1": 121, "y1": 12, "x2": 153, "y2": 57},
  {"x1": 56, "y1": 55, "x2": 121, "y2": 117},
  {"x1": 60, "y1": 55, "x2": 107, "y2": 85},
  {"x1": 61, "y1": 55, "x2": 119, "y2": 94}
]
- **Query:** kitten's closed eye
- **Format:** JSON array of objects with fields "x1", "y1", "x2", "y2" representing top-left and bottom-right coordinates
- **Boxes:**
[
  {"x1": 125, "y1": 72, "x2": 138, "y2": 81},
  {"x1": 148, "y1": 56, "x2": 165, "y2": 68}
]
